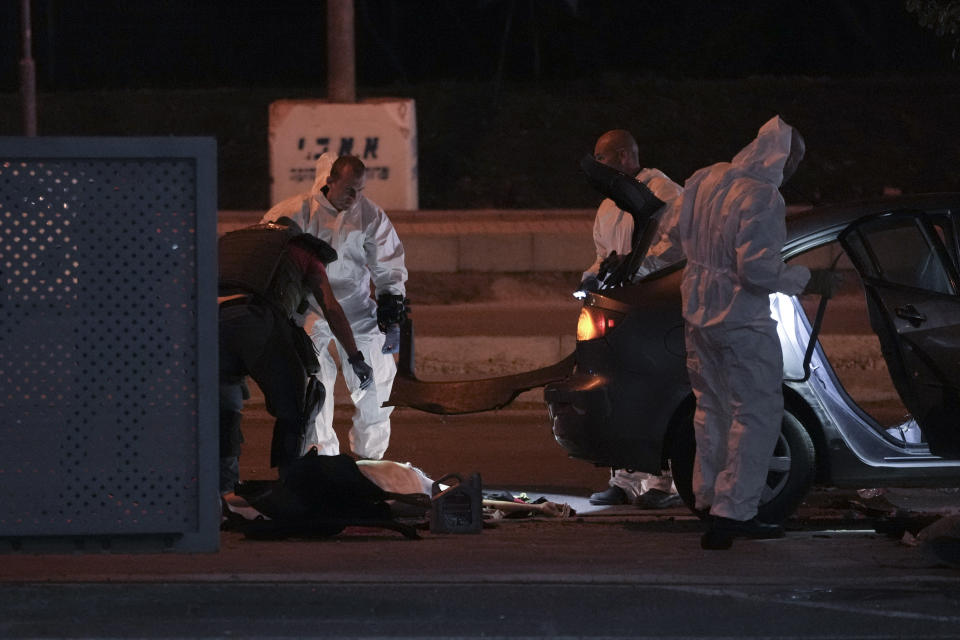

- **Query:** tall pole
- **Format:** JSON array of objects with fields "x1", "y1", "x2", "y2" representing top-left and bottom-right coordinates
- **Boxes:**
[
  {"x1": 20, "y1": 0, "x2": 37, "y2": 136},
  {"x1": 326, "y1": 0, "x2": 356, "y2": 103}
]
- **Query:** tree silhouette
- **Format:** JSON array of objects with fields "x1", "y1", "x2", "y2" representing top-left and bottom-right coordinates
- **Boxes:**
[{"x1": 906, "y1": 0, "x2": 960, "y2": 56}]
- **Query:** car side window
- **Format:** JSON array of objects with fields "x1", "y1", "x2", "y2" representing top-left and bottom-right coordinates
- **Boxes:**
[
  {"x1": 880, "y1": 225, "x2": 950, "y2": 293},
  {"x1": 928, "y1": 211, "x2": 959, "y2": 274},
  {"x1": 788, "y1": 242, "x2": 908, "y2": 428}
]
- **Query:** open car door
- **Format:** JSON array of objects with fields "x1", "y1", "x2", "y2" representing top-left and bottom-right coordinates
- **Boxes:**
[{"x1": 839, "y1": 209, "x2": 960, "y2": 456}]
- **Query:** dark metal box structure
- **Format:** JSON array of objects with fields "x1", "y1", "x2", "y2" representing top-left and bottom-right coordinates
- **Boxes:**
[{"x1": 0, "y1": 137, "x2": 219, "y2": 553}]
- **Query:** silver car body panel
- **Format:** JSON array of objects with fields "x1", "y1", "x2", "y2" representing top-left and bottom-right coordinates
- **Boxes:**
[{"x1": 775, "y1": 294, "x2": 959, "y2": 476}]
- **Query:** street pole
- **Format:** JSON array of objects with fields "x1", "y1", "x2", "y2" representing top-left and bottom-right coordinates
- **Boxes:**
[
  {"x1": 326, "y1": 0, "x2": 355, "y2": 103},
  {"x1": 20, "y1": 0, "x2": 37, "y2": 136}
]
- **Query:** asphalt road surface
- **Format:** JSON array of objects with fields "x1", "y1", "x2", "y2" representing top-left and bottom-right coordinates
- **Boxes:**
[
  {"x1": 3, "y1": 512, "x2": 959, "y2": 638},
  {"x1": 4, "y1": 577, "x2": 960, "y2": 638},
  {"x1": 3, "y1": 403, "x2": 959, "y2": 639}
]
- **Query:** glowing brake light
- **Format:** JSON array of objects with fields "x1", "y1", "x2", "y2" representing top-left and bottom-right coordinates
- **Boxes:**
[{"x1": 576, "y1": 305, "x2": 625, "y2": 341}]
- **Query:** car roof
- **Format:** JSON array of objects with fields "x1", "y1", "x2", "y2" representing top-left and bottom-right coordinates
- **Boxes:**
[{"x1": 784, "y1": 192, "x2": 960, "y2": 256}]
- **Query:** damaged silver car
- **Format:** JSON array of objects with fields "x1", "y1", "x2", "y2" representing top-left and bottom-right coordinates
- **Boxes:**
[{"x1": 546, "y1": 191, "x2": 960, "y2": 522}]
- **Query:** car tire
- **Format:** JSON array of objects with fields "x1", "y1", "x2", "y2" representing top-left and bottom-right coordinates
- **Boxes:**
[{"x1": 669, "y1": 403, "x2": 817, "y2": 523}]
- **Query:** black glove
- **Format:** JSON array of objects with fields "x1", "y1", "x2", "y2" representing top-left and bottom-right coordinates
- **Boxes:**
[
  {"x1": 376, "y1": 293, "x2": 408, "y2": 332},
  {"x1": 347, "y1": 351, "x2": 374, "y2": 390},
  {"x1": 803, "y1": 269, "x2": 844, "y2": 298},
  {"x1": 576, "y1": 275, "x2": 600, "y2": 295},
  {"x1": 597, "y1": 251, "x2": 624, "y2": 282}
]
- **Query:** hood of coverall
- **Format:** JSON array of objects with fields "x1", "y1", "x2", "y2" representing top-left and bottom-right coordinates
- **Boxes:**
[
  {"x1": 675, "y1": 115, "x2": 809, "y2": 329},
  {"x1": 310, "y1": 151, "x2": 338, "y2": 197},
  {"x1": 674, "y1": 115, "x2": 798, "y2": 256},
  {"x1": 729, "y1": 115, "x2": 796, "y2": 188}
]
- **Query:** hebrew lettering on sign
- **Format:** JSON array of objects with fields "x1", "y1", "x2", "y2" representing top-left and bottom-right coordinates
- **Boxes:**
[{"x1": 270, "y1": 99, "x2": 418, "y2": 209}]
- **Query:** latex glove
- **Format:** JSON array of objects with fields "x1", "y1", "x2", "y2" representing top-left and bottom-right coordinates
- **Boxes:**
[
  {"x1": 577, "y1": 275, "x2": 600, "y2": 294},
  {"x1": 348, "y1": 351, "x2": 374, "y2": 390},
  {"x1": 597, "y1": 251, "x2": 623, "y2": 281},
  {"x1": 803, "y1": 269, "x2": 844, "y2": 298},
  {"x1": 376, "y1": 294, "x2": 408, "y2": 332},
  {"x1": 382, "y1": 323, "x2": 400, "y2": 354}
]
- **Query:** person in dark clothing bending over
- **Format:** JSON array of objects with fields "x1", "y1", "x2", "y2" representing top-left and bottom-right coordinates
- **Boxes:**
[{"x1": 218, "y1": 218, "x2": 374, "y2": 514}]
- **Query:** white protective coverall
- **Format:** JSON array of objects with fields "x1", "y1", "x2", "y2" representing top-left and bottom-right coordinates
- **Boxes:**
[
  {"x1": 675, "y1": 116, "x2": 810, "y2": 521},
  {"x1": 263, "y1": 153, "x2": 407, "y2": 460},
  {"x1": 585, "y1": 168, "x2": 683, "y2": 501}
]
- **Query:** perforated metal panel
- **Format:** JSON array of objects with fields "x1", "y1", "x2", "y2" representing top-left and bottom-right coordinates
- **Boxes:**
[{"x1": 0, "y1": 138, "x2": 218, "y2": 553}]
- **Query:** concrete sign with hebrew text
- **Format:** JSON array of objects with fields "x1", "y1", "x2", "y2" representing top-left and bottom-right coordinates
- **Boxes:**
[{"x1": 269, "y1": 98, "x2": 418, "y2": 210}]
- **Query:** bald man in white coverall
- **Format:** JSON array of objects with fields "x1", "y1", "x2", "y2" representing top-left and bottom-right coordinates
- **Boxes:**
[
  {"x1": 583, "y1": 130, "x2": 684, "y2": 509},
  {"x1": 263, "y1": 153, "x2": 407, "y2": 461},
  {"x1": 675, "y1": 116, "x2": 810, "y2": 549}
]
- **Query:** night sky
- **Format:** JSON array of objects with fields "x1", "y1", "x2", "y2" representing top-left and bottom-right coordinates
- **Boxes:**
[{"x1": 1, "y1": 0, "x2": 956, "y2": 93}]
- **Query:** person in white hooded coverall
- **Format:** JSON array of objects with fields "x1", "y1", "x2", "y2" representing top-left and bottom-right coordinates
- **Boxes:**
[
  {"x1": 582, "y1": 130, "x2": 684, "y2": 509},
  {"x1": 263, "y1": 153, "x2": 407, "y2": 460},
  {"x1": 674, "y1": 116, "x2": 810, "y2": 549}
]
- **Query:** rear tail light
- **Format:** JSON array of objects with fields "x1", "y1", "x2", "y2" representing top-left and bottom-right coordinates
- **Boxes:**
[{"x1": 577, "y1": 305, "x2": 625, "y2": 341}]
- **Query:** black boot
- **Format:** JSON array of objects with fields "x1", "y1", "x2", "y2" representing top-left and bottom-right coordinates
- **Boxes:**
[
  {"x1": 589, "y1": 485, "x2": 628, "y2": 505},
  {"x1": 712, "y1": 516, "x2": 785, "y2": 539}
]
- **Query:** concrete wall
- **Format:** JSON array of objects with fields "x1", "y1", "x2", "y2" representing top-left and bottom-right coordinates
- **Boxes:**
[
  {"x1": 220, "y1": 206, "x2": 821, "y2": 272},
  {"x1": 219, "y1": 209, "x2": 596, "y2": 272}
]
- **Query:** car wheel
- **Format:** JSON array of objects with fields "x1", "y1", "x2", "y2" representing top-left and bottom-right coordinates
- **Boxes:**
[{"x1": 669, "y1": 404, "x2": 816, "y2": 523}]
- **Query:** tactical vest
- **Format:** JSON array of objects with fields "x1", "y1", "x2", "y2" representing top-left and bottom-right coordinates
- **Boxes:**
[{"x1": 218, "y1": 223, "x2": 310, "y2": 318}]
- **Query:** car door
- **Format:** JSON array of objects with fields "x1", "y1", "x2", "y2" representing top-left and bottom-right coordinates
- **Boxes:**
[{"x1": 838, "y1": 209, "x2": 960, "y2": 457}]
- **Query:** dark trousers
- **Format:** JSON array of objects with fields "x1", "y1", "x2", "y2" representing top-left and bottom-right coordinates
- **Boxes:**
[{"x1": 219, "y1": 301, "x2": 316, "y2": 493}]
